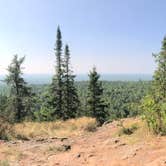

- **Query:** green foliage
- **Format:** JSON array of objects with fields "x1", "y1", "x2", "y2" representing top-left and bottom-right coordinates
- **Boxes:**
[
  {"x1": 119, "y1": 123, "x2": 138, "y2": 136},
  {"x1": 62, "y1": 45, "x2": 80, "y2": 119},
  {"x1": 87, "y1": 67, "x2": 109, "y2": 126},
  {"x1": 0, "y1": 95, "x2": 8, "y2": 116},
  {"x1": 142, "y1": 95, "x2": 166, "y2": 135},
  {"x1": 50, "y1": 26, "x2": 64, "y2": 119},
  {"x1": 49, "y1": 28, "x2": 80, "y2": 121},
  {"x1": 4, "y1": 55, "x2": 35, "y2": 122},
  {"x1": 33, "y1": 86, "x2": 55, "y2": 121},
  {"x1": 0, "y1": 26, "x2": 151, "y2": 124},
  {"x1": 77, "y1": 81, "x2": 150, "y2": 120},
  {"x1": 34, "y1": 107, "x2": 54, "y2": 121},
  {"x1": 152, "y1": 37, "x2": 166, "y2": 100},
  {"x1": 142, "y1": 37, "x2": 166, "y2": 135},
  {"x1": 0, "y1": 116, "x2": 14, "y2": 140}
]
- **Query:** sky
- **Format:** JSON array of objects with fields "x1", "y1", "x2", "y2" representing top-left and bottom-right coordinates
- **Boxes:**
[{"x1": 0, "y1": 0, "x2": 166, "y2": 75}]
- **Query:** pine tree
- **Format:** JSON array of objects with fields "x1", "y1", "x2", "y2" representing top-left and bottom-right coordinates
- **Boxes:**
[
  {"x1": 50, "y1": 26, "x2": 64, "y2": 119},
  {"x1": 4, "y1": 55, "x2": 34, "y2": 122},
  {"x1": 87, "y1": 67, "x2": 108, "y2": 126},
  {"x1": 153, "y1": 37, "x2": 166, "y2": 100},
  {"x1": 62, "y1": 44, "x2": 80, "y2": 120},
  {"x1": 152, "y1": 37, "x2": 166, "y2": 132},
  {"x1": 142, "y1": 37, "x2": 166, "y2": 134}
]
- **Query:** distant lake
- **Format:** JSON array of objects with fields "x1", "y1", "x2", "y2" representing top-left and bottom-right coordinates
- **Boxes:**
[{"x1": 0, "y1": 74, "x2": 152, "y2": 84}]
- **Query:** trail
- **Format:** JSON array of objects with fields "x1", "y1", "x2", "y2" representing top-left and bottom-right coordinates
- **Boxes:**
[{"x1": 1, "y1": 118, "x2": 166, "y2": 166}]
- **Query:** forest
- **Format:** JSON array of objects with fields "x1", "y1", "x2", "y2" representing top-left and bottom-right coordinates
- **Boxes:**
[
  {"x1": 0, "y1": 80, "x2": 150, "y2": 122},
  {"x1": 0, "y1": 26, "x2": 166, "y2": 135}
]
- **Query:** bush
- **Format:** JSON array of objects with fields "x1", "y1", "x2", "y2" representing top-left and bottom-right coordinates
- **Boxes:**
[
  {"x1": 119, "y1": 123, "x2": 138, "y2": 136},
  {"x1": 141, "y1": 95, "x2": 166, "y2": 135},
  {"x1": 118, "y1": 119, "x2": 138, "y2": 135},
  {"x1": 84, "y1": 121, "x2": 97, "y2": 132},
  {"x1": 0, "y1": 116, "x2": 14, "y2": 140}
]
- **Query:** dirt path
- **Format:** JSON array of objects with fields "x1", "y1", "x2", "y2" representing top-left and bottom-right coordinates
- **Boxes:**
[{"x1": 1, "y1": 119, "x2": 166, "y2": 166}]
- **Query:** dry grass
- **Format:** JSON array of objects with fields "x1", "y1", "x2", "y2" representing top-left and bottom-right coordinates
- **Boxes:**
[
  {"x1": 0, "y1": 160, "x2": 10, "y2": 166},
  {"x1": 14, "y1": 117, "x2": 96, "y2": 139},
  {"x1": 115, "y1": 118, "x2": 155, "y2": 145},
  {"x1": 0, "y1": 117, "x2": 14, "y2": 140},
  {"x1": 0, "y1": 144, "x2": 23, "y2": 163}
]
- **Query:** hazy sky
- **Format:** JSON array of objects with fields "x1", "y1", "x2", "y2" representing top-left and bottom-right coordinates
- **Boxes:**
[{"x1": 0, "y1": 0, "x2": 166, "y2": 74}]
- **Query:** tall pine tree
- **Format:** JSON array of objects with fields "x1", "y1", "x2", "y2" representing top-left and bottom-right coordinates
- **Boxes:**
[
  {"x1": 87, "y1": 67, "x2": 108, "y2": 126},
  {"x1": 50, "y1": 26, "x2": 64, "y2": 119},
  {"x1": 152, "y1": 37, "x2": 166, "y2": 132},
  {"x1": 5, "y1": 55, "x2": 34, "y2": 122},
  {"x1": 153, "y1": 37, "x2": 166, "y2": 100},
  {"x1": 62, "y1": 44, "x2": 80, "y2": 120},
  {"x1": 142, "y1": 37, "x2": 166, "y2": 134}
]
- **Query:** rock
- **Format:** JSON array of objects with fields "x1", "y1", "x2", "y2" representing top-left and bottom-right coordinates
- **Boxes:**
[
  {"x1": 62, "y1": 144, "x2": 71, "y2": 151},
  {"x1": 89, "y1": 154, "x2": 94, "y2": 157},
  {"x1": 122, "y1": 152, "x2": 136, "y2": 160},
  {"x1": 10, "y1": 141, "x2": 17, "y2": 144},
  {"x1": 36, "y1": 138, "x2": 45, "y2": 142},
  {"x1": 114, "y1": 139, "x2": 120, "y2": 144},
  {"x1": 119, "y1": 143, "x2": 126, "y2": 146},
  {"x1": 77, "y1": 154, "x2": 81, "y2": 158},
  {"x1": 61, "y1": 138, "x2": 68, "y2": 142}
]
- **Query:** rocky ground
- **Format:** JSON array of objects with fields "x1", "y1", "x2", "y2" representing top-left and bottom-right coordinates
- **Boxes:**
[{"x1": 1, "y1": 118, "x2": 166, "y2": 166}]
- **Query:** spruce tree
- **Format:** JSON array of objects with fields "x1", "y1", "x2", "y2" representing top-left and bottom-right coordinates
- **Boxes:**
[
  {"x1": 50, "y1": 26, "x2": 64, "y2": 119},
  {"x1": 152, "y1": 36, "x2": 166, "y2": 132},
  {"x1": 87, "y1": 67, "x2": 108, "y2": 126},
  {"x1": 62, "y1": 44, "x2": 80, "y2": 119},
  {"x1": 153, "y1": 37, "x2": 166, "y2": 100},
  {"x1": 142, "y1": 37, "x2": 166, "y2": 134},
  {"x1": 4, "y1": 55, "x2": 34, "y2": 122}
]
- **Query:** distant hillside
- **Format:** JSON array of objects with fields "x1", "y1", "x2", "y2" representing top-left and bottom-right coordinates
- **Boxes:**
[{"x1": 0, "y1": 74, "x2": 152, "y2": 85}]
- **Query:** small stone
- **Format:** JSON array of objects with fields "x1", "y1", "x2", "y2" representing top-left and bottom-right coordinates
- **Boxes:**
[{"x1": 77, "y1": 154, "x2": 81, "y2": 158}]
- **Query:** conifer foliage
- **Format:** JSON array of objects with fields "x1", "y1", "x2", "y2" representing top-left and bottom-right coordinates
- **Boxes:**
[
  {"x1": 4, "y1": 55, "x2": 34, "y2": 122},
  {"x1": 142, "y1": 37, "x2": 166, "y2": 134},
  {"x1": 50, "y1": 26, "x2": 64, "y2": 119},
  {"x1": 50, "y1": 27, "x2": 80, "y2": 120},
  {"x1": 87, "y1": 67, "x2": 108, "y2": 126},
  {"x1": 153, "y1": 37, "x2": 166, "y2": 100},
  {"x1": 62, "y1": 45, "x2": 80, "y2": 119}
]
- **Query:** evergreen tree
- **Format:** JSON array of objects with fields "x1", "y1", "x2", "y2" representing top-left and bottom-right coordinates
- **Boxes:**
[
  {"x1": 142, "y1": 37, "x2": 166, "y2": 134},
  {"x1": 50, "y1": 26, "x2": 64, "y2": 119},
  {"x1": 152, "y1": 37, "x2": 166, "y2": 132},
  {"x1": 153, "y1": 37, "x2": 166, "y2": 100},
  {"x1": 62, "y1": 44, "x2": 80, "y2": 120},
  {"x1": 87, "y1": 67, "x2": 108, "y2": 126},
  {"x1": 4, "y1": 55, "x2": 34, "y2": 122}
]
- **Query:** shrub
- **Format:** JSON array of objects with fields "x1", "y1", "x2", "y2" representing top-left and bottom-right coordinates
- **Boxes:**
[
  {"x1": 118, "y1": 120, "x2": 138, "y2": 136},
  {"x1": 141, "y1": 95, "x2": 166, "y2": 135},
  {"x1": 0, "y1": 160, "x2": 10, "y2": 166},
  {"x1": 0, "y1": 116, "x2": 14, "y2": 140},
  {"x1": 84, "y1": 121, "x2": 97, "y2": 132}
]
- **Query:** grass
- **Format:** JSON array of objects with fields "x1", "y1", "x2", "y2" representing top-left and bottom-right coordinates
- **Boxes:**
[
  {"x1": 0, "y1": 145, "x2": 23, "y2": 163},
  {"x1": 115, "y1": 118, "x2": 155, "y2": 145},
  {"x1": 0, "y1": 117, "x2": 14, "y2": 141},
  {"x1": 84, "y1": 121, "x2": 97, "y2": 132},
  {"x1": 14, "y1": 117, "x2": 97, "y2": 139},
  {"x1": 47, "y1": 144, "x2": 71, "y2": 154},
  {"x1": 0, "y1": 160, "x2": 10, "y2": 166}
]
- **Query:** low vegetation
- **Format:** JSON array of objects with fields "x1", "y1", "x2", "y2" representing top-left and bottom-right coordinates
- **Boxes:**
[
  {"x1": 13, "y1": 117, "x2": 96, "y2": 139},
  {"x1": 142, "y1": 37, "x2": 166, "y2": 135},
  {"x1": 0, "y1": 116, "x2": 96, "y2": 141},
  {"x1": 1, "y1": 27, "x2": 166, "y2": 145},
  {"x1": 0, "y1": 116, "x2": 14, "y2": 140}
]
